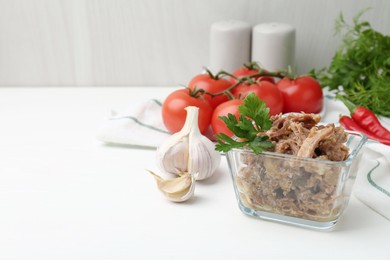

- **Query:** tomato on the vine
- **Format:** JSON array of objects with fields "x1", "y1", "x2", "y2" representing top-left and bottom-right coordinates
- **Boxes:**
[
  {"x1": 162, "y1": 89, "x2": 213, "y2": 134},
  {"x1": 277, "y1": 76, "x2": 323, "y2": 114},
  {"x1": 188, "y1": 71, "x2": 231, "y2": 109},
  {"x1": 231, "y1": 80, "x2": 283, "y2": 116},
  {"x1": 211, "y1": 99, "x2": 243, "y2": 137},
  {"x1": 230, "y1": 63, "x2": 275, "y2": 85}
]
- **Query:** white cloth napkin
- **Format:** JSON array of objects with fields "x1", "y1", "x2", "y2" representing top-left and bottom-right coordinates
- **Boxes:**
[
  {"x1": 354, "y1": 143, "x2": 390, "y2": 220},
  {"x1": 96, "y1": 99, "x2": 170, "y2": 148},
  {"x1": 321, "y1": 93, "x2": 390, "y2": 220},
  {"x1": 96, "y1": 93, "x2": 390, "y2": 220}
]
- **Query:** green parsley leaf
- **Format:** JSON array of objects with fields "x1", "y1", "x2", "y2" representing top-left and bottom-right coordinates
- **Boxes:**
[
  {"x1": 214, "y1": 93, "x2": 274, "y2": 155},
  {"x1": 247, "y1": 136, "x2": 275, "y2": 155},
  {"x1": 215, "y1": 133, "x2": 247, "y2": 153},
  {"x1": 238, "y1": 93, "x2": 272, "y2": 131},
  {"x1": 219, "y1": 114, "x2": 247, "y2": 139},
  {"x1": 312, "y1": 9, "x2": 390, "y2": 117}
]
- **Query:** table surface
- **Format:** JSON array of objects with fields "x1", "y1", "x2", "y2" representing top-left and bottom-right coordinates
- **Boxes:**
[{"x1": 0, "y1": 87, "x2": 389, "y2": 260}]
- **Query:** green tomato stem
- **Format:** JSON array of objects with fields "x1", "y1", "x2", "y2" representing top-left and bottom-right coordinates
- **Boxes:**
[{"x1": 204, "y1": 67, "x2": 221, "y2": 80}]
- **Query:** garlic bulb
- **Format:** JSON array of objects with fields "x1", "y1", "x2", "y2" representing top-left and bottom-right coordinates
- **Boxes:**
[
  {"x1": 158, "y1": 135, "x2": 189, "y2": 175},
  {"x1": 156, "y1": 106, "x2": 221, "y2": 181},
  {"x1": 148, "y1": 170, "x2": 195, "y2": 202}
]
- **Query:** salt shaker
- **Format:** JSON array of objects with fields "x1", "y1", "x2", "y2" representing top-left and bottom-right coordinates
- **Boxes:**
[
  {"x1": 209, "y1": 20, "x2": 251, "y2": 73},
  {"x1": 251, "y1": 23, "x2": 296, "y2": 72}
]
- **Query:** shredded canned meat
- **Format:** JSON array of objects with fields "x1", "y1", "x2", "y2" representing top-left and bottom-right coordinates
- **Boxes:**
[{"x1": 236, "y1": 113, "x2": 350, "y2": 221}]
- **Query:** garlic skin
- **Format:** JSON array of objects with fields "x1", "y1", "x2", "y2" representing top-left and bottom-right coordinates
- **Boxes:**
[
  {"x1": 158, "y1": 136, "x2": 189, "y2": 175},
  {"x1": 148, "y1": 170, "x2": 195, "y2": 202},
  {"x1": 156, "y1": 106, "x2": 221, "y2": 180},
  {"x1": 187, "y1": 114, "x2": 221, "y2": 181}
]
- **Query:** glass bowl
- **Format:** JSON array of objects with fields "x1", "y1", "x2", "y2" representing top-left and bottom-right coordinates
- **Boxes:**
[{"x1": 226, "y1": 131, "x2": 367, "y2": 231}]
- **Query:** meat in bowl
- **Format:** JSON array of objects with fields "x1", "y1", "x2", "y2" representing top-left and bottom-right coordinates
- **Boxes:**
[{"x1": 226, "y1": 113, "x2": 367, "y2": 230}]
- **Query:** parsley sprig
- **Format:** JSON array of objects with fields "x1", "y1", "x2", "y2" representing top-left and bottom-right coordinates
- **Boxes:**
[
  {"x1": 215, "y1": 93, "x2": 274, "y2": 154},
  {"x1": 312, "y1": 9, "x2": 390, "y2": 117}
]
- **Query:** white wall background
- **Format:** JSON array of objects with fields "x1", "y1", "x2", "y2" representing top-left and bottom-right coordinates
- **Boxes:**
[{"x1": 0, "y1": 0, "x2": 389, "y2": 86}]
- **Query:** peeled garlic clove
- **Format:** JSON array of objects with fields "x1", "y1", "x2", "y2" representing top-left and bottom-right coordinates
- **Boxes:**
[{"x1": 148, "y1": 170, "x2": 195, "y2": 202}]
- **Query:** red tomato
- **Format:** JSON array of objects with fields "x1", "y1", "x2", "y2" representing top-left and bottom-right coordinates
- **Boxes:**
[
  {"x1": 211, "y1": 99, "x2": 243, "y2": 137},
  {"x1": 230, "y1": 66, "x2": 275, "y2": 86},
  {"x1": 232, "y1": 81, "x2": 283, "y2": 116},
  {"x1": 188, "y1": 73, "x2": 231, "y2": 109},
  {"x1": 162, "y1": 89, "x2": 213, "y2": 134},
  {"x1": 277, "y1": 76, "x2": 323, "y2": 114}
]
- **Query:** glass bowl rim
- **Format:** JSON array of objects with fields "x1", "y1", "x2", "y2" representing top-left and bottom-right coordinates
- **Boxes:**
[{"x1": 226, "y1": 130, "x2": 367, "y2": 166}]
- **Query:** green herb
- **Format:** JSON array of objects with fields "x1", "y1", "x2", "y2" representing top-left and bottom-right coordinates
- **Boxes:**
[
  {"x1": 312, "y1": 9, "x2": 390, "y2": 117},
  {"x1": 215, "y1": 93, "x2": 274, "y2": 154}
]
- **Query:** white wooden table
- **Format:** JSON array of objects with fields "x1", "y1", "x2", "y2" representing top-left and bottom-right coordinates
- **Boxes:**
[{"x1": 0, "y1": 87, "x2": 389, "y2": 260}]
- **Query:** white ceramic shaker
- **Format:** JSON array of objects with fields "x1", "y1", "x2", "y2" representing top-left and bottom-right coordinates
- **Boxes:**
[
  {"x1": 251, "y1": 23, "x2": 296, "y2": 72},
  {"x1": 209, "y1": 20, "x2": 251, "y2": 73}
]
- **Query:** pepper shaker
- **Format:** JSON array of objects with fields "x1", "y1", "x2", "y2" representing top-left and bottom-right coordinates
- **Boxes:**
[
  {"x1": 251, "y1": 23, "x2": 296, "y2": 72},
  {"x1": 209, "y1": 20, "x2": 251, "y2": 73}
]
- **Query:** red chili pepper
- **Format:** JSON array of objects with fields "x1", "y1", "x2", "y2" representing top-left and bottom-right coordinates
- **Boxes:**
[
  {"x1": 341, "y1": 97, "x2": 390, "y2": 140},
  {"x1": 351, "y1": 106, "x2": 390, "y2": 140},
  {"x1": 339, "y1": 115, "x2": 390, "y2": 146}
]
